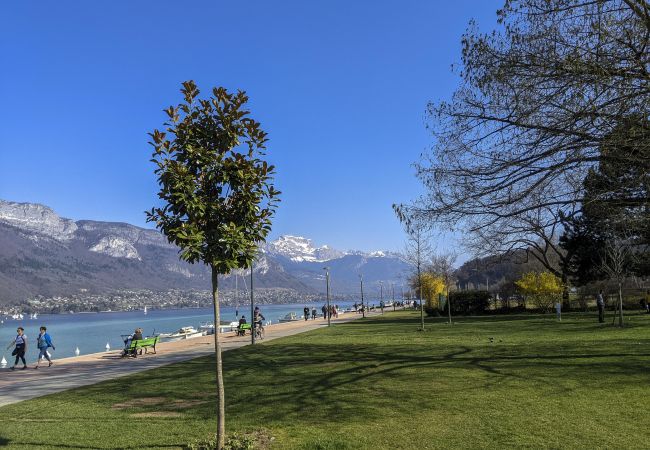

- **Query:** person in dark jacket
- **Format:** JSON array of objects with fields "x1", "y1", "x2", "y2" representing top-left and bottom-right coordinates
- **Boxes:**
[
  {"x1": 596, "y1": 290, "x2": 605, "y2": 323},
  {"x1": 6, "y1": 327, "x2": 27, "y2": 370},
  {"x1": 34, "y1": 326, "x2": 55, "y2": 369}
]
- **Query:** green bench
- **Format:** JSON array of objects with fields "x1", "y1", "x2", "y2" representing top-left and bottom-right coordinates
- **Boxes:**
[
  {"x1": 122, "y1": 336, "x2": 159, "y2": 357},
  {"x1": 236, "y1": 323, "x2": 251, "y2": 336}
]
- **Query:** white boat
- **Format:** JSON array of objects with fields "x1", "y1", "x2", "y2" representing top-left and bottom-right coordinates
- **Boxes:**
[
  {"x1": 160, "y1": 326, "x2": 204, "y2": 341},
  {"x1": 278, "y1": 312, "x2": 299, "y2": 323},
  {"x1": 216, "y1": 321, "x2": 241, "y2": 333},
  {"x1": 143, "y1": 306, "x2": 148, "y2": 315},
  {"x1": 199, "y1": 322, "x2": 216, "y2": 335}
]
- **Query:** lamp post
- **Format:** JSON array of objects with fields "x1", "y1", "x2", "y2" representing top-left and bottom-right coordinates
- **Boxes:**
[
  {"x1": 323, "y1": 267, "x2": 331, "y2": 327},
  {"x1": 359, "y1": 274, "x2": 365, "y2": 318},
  {"x1": 250, "y1": 260, "x2": 255, "y2": 345}
]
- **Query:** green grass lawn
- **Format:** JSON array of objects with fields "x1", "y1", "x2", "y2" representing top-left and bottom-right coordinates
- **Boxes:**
[{"x1": 1, "y1": 311, "x2": 649, "y2": 449}]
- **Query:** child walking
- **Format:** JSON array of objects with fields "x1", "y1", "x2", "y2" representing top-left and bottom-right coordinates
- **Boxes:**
[
  {"x1": 35, "y1": 326, "x2": 55, "y2": 369},
  {"x1": 6, "y1": 327, "x2": 27, "y2": 370}
]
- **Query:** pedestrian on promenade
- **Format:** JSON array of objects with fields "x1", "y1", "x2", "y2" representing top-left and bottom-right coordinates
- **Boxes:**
[
  {"x1": 596, "y1": 290, "x2": 605, "y2": 323},
  {"x1": 34, "y1": 326, "x2": 55, "y2": 369},
  {"x1": 321, "y1": 304, "x2": 327, "y2": 320},
  {"x1": 303, "y1": 306, "x2": 310, "y2": 321},
  {"x1": 311, "y1": 307, "x2": 317, "y2": 320},
  {"x1": 6, "y1": 327, "x2": 27, "y2": 370},
  {"x1": 333, "y1": 305, "x2": 338, "y2": 318}
]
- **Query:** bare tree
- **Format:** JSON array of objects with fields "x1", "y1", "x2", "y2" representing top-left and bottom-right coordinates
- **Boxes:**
[
  {"x1": 429, "y1": 252, "x2": 458, "y2": 324},
  {"x1": 601, "y1": 238, "x2": 634, "y2": 327},
  {"x1": 397, "y1": 0, "x2": 650, "y2": 278},
  {"x1": 403, "y1": 224, "x2": 432, "y2": 330}
]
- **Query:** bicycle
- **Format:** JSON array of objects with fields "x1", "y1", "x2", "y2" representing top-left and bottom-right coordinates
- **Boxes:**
[{"x1": 254, "y1": 322, "x2": 265, "y2": 340}]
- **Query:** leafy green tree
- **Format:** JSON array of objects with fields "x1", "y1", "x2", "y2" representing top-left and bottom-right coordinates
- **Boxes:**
[
  {"x1": 561, "y1": 118, "x2": 650, "y2": 284},
  {"x1": 147, "y1": 81, "x2": 280, "y2": 449}
]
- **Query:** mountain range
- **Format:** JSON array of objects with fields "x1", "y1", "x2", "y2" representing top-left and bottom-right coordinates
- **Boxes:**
[{"x1": 0, "y1": 200, "x2": 412, "y2": 305}]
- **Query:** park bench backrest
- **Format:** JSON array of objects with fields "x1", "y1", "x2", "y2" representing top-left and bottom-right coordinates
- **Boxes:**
[{"x1": 128, "y1": 336, "x2": 159, "y2": 349}]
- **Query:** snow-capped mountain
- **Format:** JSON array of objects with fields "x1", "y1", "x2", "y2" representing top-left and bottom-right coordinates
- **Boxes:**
[
  {"x1": 265, "y1": 235, "x2": 345, "y2": 262},
  {"x1": 265, "y1": 235, "x2": 397, "y2": 263},
  {"x1": 0, "y1": 200, "x2": 78, "y2": 241}
]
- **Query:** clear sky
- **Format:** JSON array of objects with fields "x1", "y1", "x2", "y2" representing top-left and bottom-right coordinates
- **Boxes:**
[{"x1": 0, "y1": 1, "x2": 501, "y2": 253}]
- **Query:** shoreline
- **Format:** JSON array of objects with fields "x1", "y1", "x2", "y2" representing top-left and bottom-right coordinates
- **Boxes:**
[
  {"x1": 1, "y1": 300, "x2": 367, "y2": 317},
  {"x1": 0, "y1": 310, "x2": 374, "y2": 407}
]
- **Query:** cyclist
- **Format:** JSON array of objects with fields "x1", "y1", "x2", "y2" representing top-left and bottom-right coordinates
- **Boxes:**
[{"x1": 253, "y1": 306, "x2": 265, "y2": 337}]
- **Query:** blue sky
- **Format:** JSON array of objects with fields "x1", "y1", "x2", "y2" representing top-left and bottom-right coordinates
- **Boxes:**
[{"x1": 0, "y1": 1, "x2": 501, "y2": 252}]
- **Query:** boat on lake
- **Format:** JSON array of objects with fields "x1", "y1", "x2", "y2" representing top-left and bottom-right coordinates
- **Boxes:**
[
  {"x1": 160, "y1": 326, "x2": 204, "y2": 341},
  {"x1": 278, "y1": 312, "x2": 299, "y2": 323},
  {"x1": 199, "y1": 321, "x2": 216, "y2": 335}
]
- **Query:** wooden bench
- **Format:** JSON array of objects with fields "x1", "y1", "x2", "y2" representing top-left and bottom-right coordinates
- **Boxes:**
[
  {"x1": 236, "y1": 323, "x2": 251, "y2": 336},
  {"x1": 123, "y1": 336, "x2": 159, "y2": 357}
]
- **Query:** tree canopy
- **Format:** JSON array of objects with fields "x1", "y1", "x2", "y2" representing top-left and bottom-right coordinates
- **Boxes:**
[
  {"x1": 561, "y1": 119, "x2": 650, "y2": 284},
  {"x1": 397, "y1": 0, "x2": 650, "y2": 275},
  {"x1": 147, "y1": 81, "x2": 280, "y2": 274}
]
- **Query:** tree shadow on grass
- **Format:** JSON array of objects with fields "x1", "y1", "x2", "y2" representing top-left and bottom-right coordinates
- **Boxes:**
[
  {"x1": 5, "y1": 442, "x2": 179, "y2": 449},
  {"x1": 0, "y1": 436, "x2": 10, "y2": 447},
  {"x1": 6, "y1": 337, "x2": 649, "y2": 448},
  {"x1": 161, "y1": 342, "x2": 650, "y2": 424}
]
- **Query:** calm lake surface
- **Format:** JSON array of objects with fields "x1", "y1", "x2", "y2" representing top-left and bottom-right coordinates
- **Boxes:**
[{"x1": 1, "y1": 301, "x2": 361, "y2": 362}]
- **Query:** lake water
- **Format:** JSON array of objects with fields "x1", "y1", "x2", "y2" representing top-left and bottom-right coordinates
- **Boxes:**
[{"x1": 0, "y1": 301, "x2": 361, "y2": 363}]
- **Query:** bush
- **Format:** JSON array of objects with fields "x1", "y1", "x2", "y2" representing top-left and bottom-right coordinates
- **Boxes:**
[
  {"x1": 186, "y1": 432, "x2": 259, "y2": 450},
  {"x1": 424, "y1": 305, "x2": 440, "y2": 317},
  {"x1": 447, "y1": 290, "x2": 491, "y2": 315}
]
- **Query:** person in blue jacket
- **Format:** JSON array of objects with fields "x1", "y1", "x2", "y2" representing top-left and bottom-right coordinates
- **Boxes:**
[{"x1": 34, "y1": 326, "x2": 55, "y2": 369}]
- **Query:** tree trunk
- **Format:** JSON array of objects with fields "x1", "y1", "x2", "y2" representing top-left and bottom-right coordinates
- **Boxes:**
[
  {"x1": 561, "y1": 273, "x2": 571, "y2": 310},
  {"x1": 618, "y1": 282, "x2": 624, "y2": 327},
  {"x1": 418, "y1": 262, "x2": 424, "y2": 330},
  {"x1": 211, "y1": 267, "x2": 225, "y2": 449}
]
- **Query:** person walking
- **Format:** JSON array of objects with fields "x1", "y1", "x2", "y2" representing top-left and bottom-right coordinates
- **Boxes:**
[
  {"x1": 303, "y1": 306, "x2": 310, "y2": 321},
  {"x1": 321, "y1": 304, "x2": 327, "y2": 320},
  {"x1": 597, "y1": 290, "x2": 605, "y2": 323},
  {"x1": 311, "y1": 307, "x2": 317, "y2": 320},
  {"x1": 6, "y1": 327, "x2": 27, "y2": 370},
  {"x1": 34, "y1": 326, "x2": 55, "y2": 369}
]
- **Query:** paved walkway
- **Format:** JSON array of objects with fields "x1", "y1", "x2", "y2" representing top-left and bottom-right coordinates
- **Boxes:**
[{"x1": 0, "y1": 312, "x2": 370, "y2": 407}]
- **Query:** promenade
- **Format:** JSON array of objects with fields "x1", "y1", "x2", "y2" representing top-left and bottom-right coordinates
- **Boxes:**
[{"x1": 0, "y1": 312, "x2": 368, "y2": 407}]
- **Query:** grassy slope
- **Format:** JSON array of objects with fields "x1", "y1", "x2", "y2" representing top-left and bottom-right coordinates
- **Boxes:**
[{"x1": 1, "y1": 311, "x2": 649, "y2": 449}]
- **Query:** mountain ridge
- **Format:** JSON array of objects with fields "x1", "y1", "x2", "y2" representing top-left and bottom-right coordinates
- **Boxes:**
[{"x1": 0, "y1": 199, "x2": 412, "y2": 305}]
